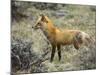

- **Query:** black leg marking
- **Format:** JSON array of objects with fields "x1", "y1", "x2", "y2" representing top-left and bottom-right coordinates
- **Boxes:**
[
  {"x1": 73, "y1": 41, "x2": 79, "y2": 50},
  {"x1": 57, "y1": 45, "x2": 61, "y2": 61},
  {"x1": 50, "y1": 45, "x2": 56, "y2": 62}
]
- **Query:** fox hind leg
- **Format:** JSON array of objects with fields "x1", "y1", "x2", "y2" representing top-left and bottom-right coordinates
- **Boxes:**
[{"x1": 74, "y1": 43, "x2": 79, "y2": 50}]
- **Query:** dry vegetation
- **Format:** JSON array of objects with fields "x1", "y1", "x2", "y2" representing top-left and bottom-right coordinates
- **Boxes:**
[{"x1": 11, "y1": 1, "x2": 96, "y2": 74}]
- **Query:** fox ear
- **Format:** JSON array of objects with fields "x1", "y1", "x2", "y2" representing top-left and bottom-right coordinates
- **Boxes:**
[{"x1": 40, "y1": 14, "x2": 48, "y2": 23}]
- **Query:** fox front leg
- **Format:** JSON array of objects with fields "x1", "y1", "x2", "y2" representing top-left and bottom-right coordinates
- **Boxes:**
[
  {"x1": 50, "y1": 44, "x2": 56, "y2": 62},
  {"x1": 57, "y1": 44, "x2": 61, "y2": 61}
]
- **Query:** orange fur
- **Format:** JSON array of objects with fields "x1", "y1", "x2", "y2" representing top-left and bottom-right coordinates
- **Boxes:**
[{"x1": 32, "y1": 14, "x2": 93, "y2": 62}]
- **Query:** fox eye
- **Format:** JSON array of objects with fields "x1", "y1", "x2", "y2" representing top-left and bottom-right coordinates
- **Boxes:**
[
  {"x1": 38, "y1": 22, "x2": 41, "y2": 25},
  {"x1": 37, "y1": 23, "x2": 39, "y2": 25}
]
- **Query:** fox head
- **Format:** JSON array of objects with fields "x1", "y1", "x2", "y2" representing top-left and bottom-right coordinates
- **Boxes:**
[{"x1": 32, "y1": 14, "x2": 48, "y2": 29}]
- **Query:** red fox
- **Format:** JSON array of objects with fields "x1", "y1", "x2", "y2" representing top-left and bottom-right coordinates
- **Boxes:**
[{"x1": 32, "y1": 14, "x2": 94, "y2": 62}]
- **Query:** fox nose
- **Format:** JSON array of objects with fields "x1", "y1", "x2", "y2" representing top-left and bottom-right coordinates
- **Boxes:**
[
  {"x1": 32, "y1": 25, "x2": 35, "y2": 28},
  {"x1": 32, "y1": 26, "x2": 37, "y2": 30}
]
